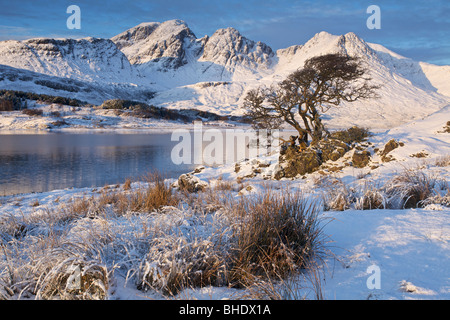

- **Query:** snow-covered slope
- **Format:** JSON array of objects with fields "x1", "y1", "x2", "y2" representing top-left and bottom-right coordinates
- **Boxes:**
[
  {"x1": 419, "y1": 62, "x2": 450, "y2": 97},
  {"x1": 0, "y1": 37, "x2": 140, "y2": 84},
  {"x1": 1, "y1": 20, "x2": 449, "y2": 129},
  {"x1": 0, "y1": 64, "x2": 155, "y2": 105}
]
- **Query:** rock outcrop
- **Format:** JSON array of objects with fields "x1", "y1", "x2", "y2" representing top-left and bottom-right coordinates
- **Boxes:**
[{"x1": 352, "y1": 150, "x2": 371, "y2": 168}]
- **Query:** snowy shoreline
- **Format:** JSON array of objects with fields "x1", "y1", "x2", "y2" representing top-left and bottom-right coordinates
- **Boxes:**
[{"x1": 0, "y1": 102, "x2": 244, "y2": 133}]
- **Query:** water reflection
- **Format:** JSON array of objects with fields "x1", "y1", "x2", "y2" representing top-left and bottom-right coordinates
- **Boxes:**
[
  {"x1": 0, "y1": 130, "x2": 289, "y2": 196},
  {"x1": 0, "y1": 133, "x2": 196, "y2": 196}
]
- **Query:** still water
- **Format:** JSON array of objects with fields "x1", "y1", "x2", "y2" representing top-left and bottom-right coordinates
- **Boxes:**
[{"x1": 0, "y1": 132, "x2": 198, "y2": 196}]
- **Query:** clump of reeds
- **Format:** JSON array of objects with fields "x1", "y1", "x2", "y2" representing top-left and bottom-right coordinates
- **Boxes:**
[
  {"x1": 384, "y1": 168, "x2": 441, "y2": 208},
  {"x1": 128, "y1": 172, "x2": 178, "y2": 213},
  {"x1": 135, "y1": 189, "x2": 328, "y2": 297},
  {"x1": 228, "y1": 191, "x2": 327, "y2": 287},
  {"x1": 137, "y1": 236, "x2": 228, "y2": 296}
]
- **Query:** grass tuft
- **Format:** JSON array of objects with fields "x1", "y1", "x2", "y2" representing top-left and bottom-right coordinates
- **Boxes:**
[{"x1": 228, "y1": 191, "x2": 327, "y2": 287}]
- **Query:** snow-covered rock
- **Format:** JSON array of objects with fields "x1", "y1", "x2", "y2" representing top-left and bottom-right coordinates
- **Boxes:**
[
  {"x1": 112, "y1": 20, "x2": 197, "y2": 69},
  {"x1": 200, "y1": 27, "x2": 275, "y2": 75}
]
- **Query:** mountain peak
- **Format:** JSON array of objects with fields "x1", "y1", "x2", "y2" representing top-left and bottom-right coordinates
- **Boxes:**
[
  {"x1": 112, "y1": 22, "x2": 160, "y2": 48},
  {"x1": 112, "y1": 19, "x2": 194, "y2": 46},
  {"x1": 337, "y1": 32, "x2": 377, "y2": 58},
  {"x1": 201, "y1": 26, "x2": 274, "y2": 72},
  {"x1": 156, "y1": 19, "x2": 194, "y2": 36},
  {"x1": 312, "y1": 31, "x2": 337, "y2": 41},
  {"x1": 111, "y1": 19, "x2": 197, "y2": 67},
  {"x1": 161, "y1": 19, "x2": 189, "y2": 27},
  {"x1": 339, "y1": 32, "x2": 367, "y2": 47},
  {"x1": 212, "y1": 27, "x2": 241, "y2": 36},
  {"x1": 344, "y1": 31, "x2": 360, "y2": 39}
]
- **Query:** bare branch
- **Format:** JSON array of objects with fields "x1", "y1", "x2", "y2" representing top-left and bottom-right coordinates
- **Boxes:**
[{"x1": 243, "y1": 53, "x2": 380, "y2": 146}]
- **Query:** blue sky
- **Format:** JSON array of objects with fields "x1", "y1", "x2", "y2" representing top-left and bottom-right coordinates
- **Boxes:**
[{"x1": 0, "y1": 0, "x2": 449, "y2": 65}]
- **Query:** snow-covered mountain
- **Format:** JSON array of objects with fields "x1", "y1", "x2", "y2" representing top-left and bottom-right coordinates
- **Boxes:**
[
  {"x1": 0, "y1": 37, "x2": 140, "y2": 83},
  {"x1": 111, "y1": 20, "x2": 275, "y2": 88},
  {"x1": 0, "y1": 19, "x2": 449, "y2": 129},
  {"x1": 264, "y1": 31, "x2": 450, "y2": 128},
  {"x1": 113, "y1": 20, "x2": 197, "y2": 70}
]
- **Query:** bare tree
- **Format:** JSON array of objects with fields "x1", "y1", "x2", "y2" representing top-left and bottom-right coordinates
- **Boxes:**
[
  {"x1": 243, "y1": 87, "x2": 283, "y2": 131},
  {"x1": 243, "y1": 53, "x2": 380, "y2": 147}
]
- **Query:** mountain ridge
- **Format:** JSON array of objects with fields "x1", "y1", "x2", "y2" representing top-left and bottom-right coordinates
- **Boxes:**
[{"x1": 0, "y1": 19, "x2": 449, "y2": 129}]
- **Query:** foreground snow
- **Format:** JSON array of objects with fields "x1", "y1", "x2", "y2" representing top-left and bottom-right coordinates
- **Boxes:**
[
  {"x1": 1, "y1": 180, "x2": 448, "y2": 300},
  {"x1": 322, "y1": 207, "x2": 449, "y2": 300},
  {"x1": 0, "y1": 104, "x2": 448, "y2": 300}
]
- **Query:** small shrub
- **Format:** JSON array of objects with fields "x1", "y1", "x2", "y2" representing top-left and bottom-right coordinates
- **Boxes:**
[
  {"x1": 327, "y1": 192, "x2": 351, "y2": 211},
  {"x1": 330, "y1": 126, "x2": 371, "y2": 144},
  {"x1": 434, "y1": 155, "x2": 450, "y2": 167},
  {"x1": 176, "y1": 174, "x2": 208, "y2": 193},
  {"x1": 315, "y1": 176, "x2": 352, "y2": 211},
  {"x1": 51, "y1": 120, "x2": 68, "y2": 127},
  {"x1": 213, "y1": 178, "x2": 235, "y2": 192},
  {"x1": 35, "y1": 256, "x2": 109, "y2": 300},
  {"x1": 352, "y1": 150, "x2": 371, "y2": 168},
  {"x1": 421, "y1": 188, "x2": 450, "y2": 207},
  {"x1": 100, "y1": 99, "x2": 133, "y2": 110},
  {"x1": 49, "y1": 111, "x2": 61, "y2": 118},
  {"x1": 63, "y1": 196, "x2": 94, "y2": 218},
  {"x1": 22, "y1": 109, "x2": 43, "y2": 117},
  {"x1": 31, "y1": 200, "x2": 40, "y2": 207},
  {"x1": 410, "y1": 151, "x2": 428, "y2": 158},
  {"x1": 137, "y1": 237, "x2": 226, "y2": 296},
  {"x1": 380, "y1": 139, "x2": 399, "y2": 157},
  {"x1": 0, "y1": 99, "x2": 14, "y2": 111},
  {"x1": 355, "y1": 187, "x2": 386, "y2": 210},
  {"x1": 440, "y1": 121, "x2": 450, "y2": 133},
  {"x1": 123, "y1": 179, "x2": 132, "y2": 191}
]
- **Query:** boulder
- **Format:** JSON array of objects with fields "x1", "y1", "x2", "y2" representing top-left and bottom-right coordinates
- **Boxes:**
[
  {"x1": 316, "y1": 138, "x2": 350, "y2": 162},
  {"x1": 352, "y1": 150, "x2": 371, "y2": 168},
  {"x1": 177, "y1": 174, "x2": 208, "y2": 192},
  {"x1": 276, "y1": 148, "x2": 322, "y2": 179},
  {"x1": 380, "y1": 139, "x2": 399, "y2": 156}
]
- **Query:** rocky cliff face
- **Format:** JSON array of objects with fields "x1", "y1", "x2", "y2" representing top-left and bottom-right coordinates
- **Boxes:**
[
  {"x1": 0, "y1": 37, "x2": 136, "y2": 83},
  {"x1": 112, "y1": 22, "x2": 161, "y2": 48},
  {"x1": 200, "y1": 27, "x2": 274, "y2": 72},
  {"x1": 112, "y1": 20, "x2": 275, "y2": 74},
  {"x1": 112, "y1": 20, "x2": 198, "y2": 69}
]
